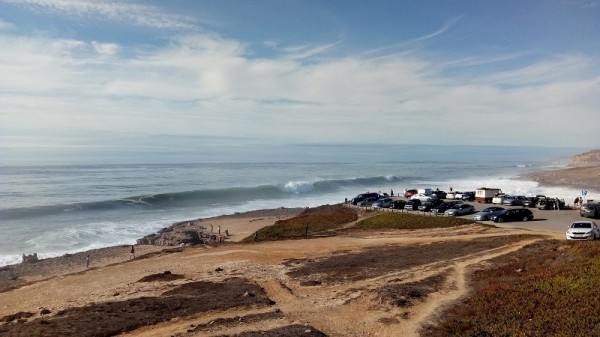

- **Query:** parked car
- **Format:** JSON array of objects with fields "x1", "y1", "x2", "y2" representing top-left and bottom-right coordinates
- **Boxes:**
[
  {"x1": 444, "y1": 204, "x2": 476, "y2": 216},
  {"x1": 404, "y1": 189, "x2": 418, "y2": 198},
  {"x1": 491, "y1": 208, "x2": 534, "y2": 223},
  {"x1": 392, "y1": 200, "x2": 407, "y2": 209},
  {"x1": 473, "y1": 206, "x2": 505, "y2": 221},
  {"x1": 404, "y1": 199, "x2": 422, "y2": 211},
  {"x1": 566, "y1": 221, "x2": 600, "y2": 240},
  {"x1": 418, "y1": 199, "x2": 443, "y2": 212},
  {"x1": 503, "y1": 195, "x2": 526, "y2": 206},
  {"x1": 372, "y1": 198, "x2": 393, "y2": 208},
  {"x1": 351, "y1": 192, "x2": 379, "y2": 205},
  {"x1": 460, "y1": 191, "x2": 476, "y2": 201},
  {"x1": 522, "y1": 197, "x2": 538, "y2": 208},
  {"x1": 358, "y1": 197, "x2": 379, "y2": 207},
  {"x1": 446, "y1": 191, "x2": 460, "y2": 200},
  {"x1": 537, "y1": 198, "x2": 565, "y2": 210},
  {"x1": 430, "y1": 201, "x2": 452, "y2": 214},
  {"x1": 580, "y1": 202, "x2": 600, "y2": 219},
  {"x1": 411, "y1": 193, "x2": 434, "y2": 201},
  {"x1": 492, "y1": 193, "x2": 507, "y2": 204},
  {"x1": 431, "y1": 190, "x2": 447, "y2": 199}
]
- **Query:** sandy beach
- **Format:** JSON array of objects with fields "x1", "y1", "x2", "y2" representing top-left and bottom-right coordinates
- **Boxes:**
[{"x1": 1, "y1": 154, "x2": 599, "y2": 336}]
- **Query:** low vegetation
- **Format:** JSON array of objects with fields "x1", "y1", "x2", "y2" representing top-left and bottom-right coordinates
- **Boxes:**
[
  {"x1": 355, "y1": 212, "x2": 484, "y2": 230},
  {"x1": 241, "y1": 205, "x2": 358, "y2": 242},
  {"x1": 422, "y1": 240, "x2": 600, "y2": 336}
]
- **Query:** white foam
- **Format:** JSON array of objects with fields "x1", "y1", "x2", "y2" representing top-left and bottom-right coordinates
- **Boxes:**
[{"x1": 283, "y1": 181, "x2": 315, "y2": 194}]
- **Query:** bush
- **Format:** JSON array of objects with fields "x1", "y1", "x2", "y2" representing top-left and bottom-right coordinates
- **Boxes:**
[
  {"x1": 355, "y1": 212, "x2": 481, "y2": 230},
  {"x1": 241, "y1": 205, "x2": 358, "y2": 242}
]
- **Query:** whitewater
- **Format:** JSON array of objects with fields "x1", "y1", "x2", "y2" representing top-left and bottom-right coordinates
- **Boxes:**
[{"x1": 0, "y1": 144, "x2": 594, "y2": 266}]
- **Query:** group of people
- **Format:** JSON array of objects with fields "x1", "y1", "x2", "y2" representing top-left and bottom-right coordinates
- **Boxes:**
[{"x1": 574, "y1": 196, "x2": 585, "y2": 209}]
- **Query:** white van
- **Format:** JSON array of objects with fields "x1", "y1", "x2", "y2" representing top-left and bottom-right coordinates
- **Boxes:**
[{"x1": 418, "y1": 188, "x2": 433, "y2": 196}]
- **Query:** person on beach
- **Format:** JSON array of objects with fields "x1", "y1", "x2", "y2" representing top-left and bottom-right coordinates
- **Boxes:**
[
  {"x1": 85, "y1": 255, "x2": 90, "y2": 268},
  {"x1": 390, "y1": 189, "x2": 394, "y2": 196},
  {"x1": 130, "y1": 245, "x2": 135, "y2": 259}
]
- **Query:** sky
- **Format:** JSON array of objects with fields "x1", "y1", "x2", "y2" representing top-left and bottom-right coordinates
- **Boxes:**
[{"x1": 0, "y1": 0, "x2": 599, "y2": 164}]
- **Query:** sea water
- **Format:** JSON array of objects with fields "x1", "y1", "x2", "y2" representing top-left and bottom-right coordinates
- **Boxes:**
[{"x1": 0, "y1": 144, "x2": 594, "y2": 266}]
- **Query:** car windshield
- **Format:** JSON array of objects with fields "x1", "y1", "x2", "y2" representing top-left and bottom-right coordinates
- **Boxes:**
[{"x1": 571, "y1": 223, "x2": 593, "y2": 229}]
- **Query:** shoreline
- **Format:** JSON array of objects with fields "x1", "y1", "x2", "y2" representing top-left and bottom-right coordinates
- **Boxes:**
[
  {"x1": 2, "y1": 154, "x2": 598, "y2": 289},
  {"x1": 521, "y1": 165, "x2": 600, "y2": 194},
  {"x1": 0, "y1": 207, "x2": 306, "y2": 291}
]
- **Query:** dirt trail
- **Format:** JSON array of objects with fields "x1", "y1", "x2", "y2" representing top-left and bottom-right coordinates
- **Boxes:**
[{"x1": 0, "y1": 226, "x2": 547, "y2": 337}]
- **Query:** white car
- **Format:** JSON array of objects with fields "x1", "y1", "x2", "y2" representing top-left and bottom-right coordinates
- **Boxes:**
[
  {"x1": 411, "y1": 193, "x2": 433, "y2": 201},
  {"x1": 492, "y1": 194, "x2": 507, "y2": 204},
  {"x1": 566, "y1": 221, "x2": 600, "y2": 240}
]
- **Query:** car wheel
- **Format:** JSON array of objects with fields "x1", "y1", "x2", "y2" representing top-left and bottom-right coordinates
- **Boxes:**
[
  {"x1": 497, "y1": 217, "x2": 504, "y2": 223},
  {"x1": 522, "y1": 216, "x2": 529, "y2": 222}
]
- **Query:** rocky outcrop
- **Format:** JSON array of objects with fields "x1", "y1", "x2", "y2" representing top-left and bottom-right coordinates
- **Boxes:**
[
  {"x1": 522, "y1": 149, "x2": 600, "y2": 191},
  {"x1": 573, "y1": 149, "x2": 600, "y2": 167},
  {"x1": 136, "y1": 220, "x2": 215, "y2": 246}
]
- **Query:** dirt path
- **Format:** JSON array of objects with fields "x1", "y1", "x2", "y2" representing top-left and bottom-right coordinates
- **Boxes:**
[{"x1": 0, "y1": 226, "x2": 547, "y2": 337}]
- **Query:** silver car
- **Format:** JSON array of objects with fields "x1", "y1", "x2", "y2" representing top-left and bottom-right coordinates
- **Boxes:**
[
  {"x1": 566, "y1": 221, "x2": 600, "y2": 240},
  {"x1": 445, "y1": 204, "x2": 476, "y2": 216}
]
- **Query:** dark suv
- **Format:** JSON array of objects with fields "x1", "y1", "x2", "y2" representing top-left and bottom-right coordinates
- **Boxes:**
[
  {"x1": 461, "y1": 191, "x2": 475, "y2": 201},
  {"x1": 491, "y1": 208, "x2": 534, "y2": 223},
  {"x1": 404, "y1": 199, "x2": 422, "y2": 211},
  {"x1": 351, "y1": 193, "x2": 379, "y2": 205},
  {"x1": 580, "y1": 202, "x2": 600, "y2": 219},
  {"x1": 418, "y1": 199, "x2": 443, "y2": 212},
  {"x1": 537, "y1": 198, "x2": 565, "y2": 210}
]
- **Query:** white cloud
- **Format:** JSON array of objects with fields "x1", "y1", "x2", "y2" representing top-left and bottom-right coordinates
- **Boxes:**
[
  {"x1": 91, "y1": 41, "x2": 119, "y2": 56},
  {"x1": 0, "y1": 18, "x2": 14, "y2": 30},
  {"x1": 0, "y1": 29, "x2": 598, "y2": 147},
  {"x1": 2, "y1": 0, "x2": 197, "y2": 28}
]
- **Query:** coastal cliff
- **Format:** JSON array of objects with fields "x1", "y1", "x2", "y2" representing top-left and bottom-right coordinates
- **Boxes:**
[
  {"x1": 524, "y1": 149, "x2": 600, "y2": 191},
  {"x1": 573, "y1": 149, "x2": 600, "y2": 167}
]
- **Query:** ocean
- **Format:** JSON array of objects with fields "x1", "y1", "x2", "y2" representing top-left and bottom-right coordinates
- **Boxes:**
[{"x1": 0, "y1": 144, "x2": 592, "y2": 266}]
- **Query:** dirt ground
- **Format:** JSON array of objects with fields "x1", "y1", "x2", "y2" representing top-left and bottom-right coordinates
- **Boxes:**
[{"x1": 0, "y1": 210, "x2": 551, "y2": 337}]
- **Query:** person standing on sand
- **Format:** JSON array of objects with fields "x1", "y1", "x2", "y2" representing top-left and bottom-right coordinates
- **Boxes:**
[
  {"x1": 130, "y1": 245, "x2": 135, "y2": 259},
  {"x1": 85, "y1": 255, "x2": 90, "y2": 268}
]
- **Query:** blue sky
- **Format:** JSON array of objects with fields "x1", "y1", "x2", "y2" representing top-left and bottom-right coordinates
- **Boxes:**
[{"x1": 0, "y1": 0, "x2": 599, "y2": 164}]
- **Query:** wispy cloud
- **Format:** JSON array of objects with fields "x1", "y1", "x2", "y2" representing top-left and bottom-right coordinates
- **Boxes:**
[
  {"x1": 475, "y1": 55, "x2": 597, "y2": 86},
  {"x1": 2, "y1": 0, "x2": 197, "y2": 29},
  {"x1": 404, "y1": 15, "x2": 465, "y2": 45},
  {"x1": 279, "y1": 41, "x2": 342, "y2": 60}
]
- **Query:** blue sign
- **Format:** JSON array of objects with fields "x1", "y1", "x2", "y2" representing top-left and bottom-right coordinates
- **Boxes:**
[{"x1": 582, "y1": 190, "x2": 588, "y2": 196}]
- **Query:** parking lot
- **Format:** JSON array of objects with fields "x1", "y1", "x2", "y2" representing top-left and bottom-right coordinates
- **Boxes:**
[{"x1": 350, "y1": 199, "x2": 587, "y2": 237}]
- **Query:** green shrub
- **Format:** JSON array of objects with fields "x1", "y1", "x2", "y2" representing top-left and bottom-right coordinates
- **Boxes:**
[
  {"x1": 355, "y1": 212, "x2": 481, "y2": 230},
  {"x1": 241, "y1": 205, "x2": 358, "y2": 242}
]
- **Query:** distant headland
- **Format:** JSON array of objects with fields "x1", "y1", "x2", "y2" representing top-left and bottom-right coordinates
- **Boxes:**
[{"x1": 523, "y1": 149, "x2": 600, "y2": 192}]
